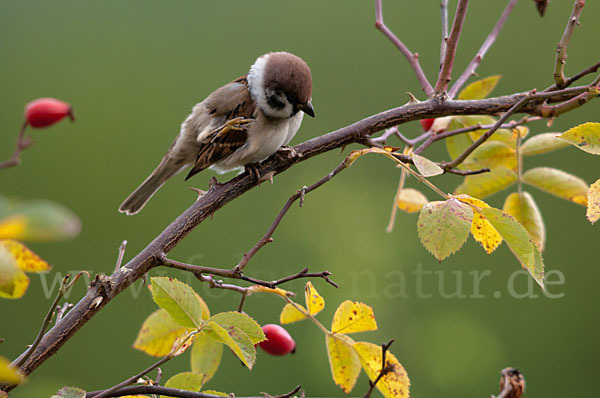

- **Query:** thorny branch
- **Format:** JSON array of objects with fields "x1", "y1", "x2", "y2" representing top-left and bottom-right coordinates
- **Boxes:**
[
  {"x1": 554, "y1": 0, "x2": 586, "y2": 89},
  {"x1": 435, "y1": 0, "x2": 469, "y2": 93},
  {"x1": 448, "y1": 0, "x2": 518, "y2": 98}
]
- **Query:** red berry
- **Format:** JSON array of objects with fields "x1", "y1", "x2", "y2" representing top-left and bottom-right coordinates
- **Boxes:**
[
  {"x1": 420, "y1": 118, "x2": 435, "y2": 132},
  {"x1": 259, "y1": 324, "x2": 296, "y2": 356},
  {"x1": 25, "y1": 98, "x2": 74, "y2": 128}
]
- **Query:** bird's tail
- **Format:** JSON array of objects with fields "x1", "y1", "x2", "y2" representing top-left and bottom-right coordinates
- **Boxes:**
[{"x1": 119, "y1": 158, "x2": 183, "y2": 215}]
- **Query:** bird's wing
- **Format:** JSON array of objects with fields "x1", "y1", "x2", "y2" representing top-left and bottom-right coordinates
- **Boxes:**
[{"x1": 186, "y1": 75, "x2": 256, "y2": 180}]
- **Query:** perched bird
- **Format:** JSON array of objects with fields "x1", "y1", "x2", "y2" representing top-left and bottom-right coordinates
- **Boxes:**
[{"x1": 119, "y1": 51, "x2": 314, "y2": 215}]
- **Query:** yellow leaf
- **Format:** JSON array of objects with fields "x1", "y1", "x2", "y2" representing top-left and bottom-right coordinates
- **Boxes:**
[
  {"x1": 0, "y1": 215, "x2": 26, "y2": 240},
  {"x1": 0, "y1": 239, "x2": 51, "y2": 272},
  {"x1": 512, "y1": 126, "x2": 529, "y2": 140},
  {"x1": 587, "y1": 179, "x2": 600, "y2": 224},
  {"x1": 331, "y1": 300, "x2": 377, "y2": 334},
  {"x1": 522, "y1": 167, "x2": 588, "y2": 206},
  {"x1": 458, "y1": 75, "x2": 501, "y2": 100},
  {"x1": 454, "y1": 195, "x2": 503, "y2": 254},
  {"x1": 396, "y1": 188, "x2": 428, "y2": 213},
  {"x1": 0, "y1": 246, "x2": 30, "y2": 299},
  {"x1": 353, "y1": 341, "x2": 410, "y2": 398},
  {"x1": 191, "y1": 332, "x2": 223, "y2": 383},
  {"x1": 503, "y1": 192, "x2": 546, "y2": 251},
  {"x1": 463, "y1": 141, "x2": 517, "y2": 171},
  {"x1": 520, "y1": 132, "x2": 570, "y2": 156},
  {"x1": 0, "y1": 356, "x2": 24, "y2": 385},
  {"x1": 411, "y1": 153, "x2": 443, "y2": 177},
  {"x1": 326, "y1": 334, "x2": 361, "y2": 393},
  {"x1": 558, "y1": 122, "x2": 600, "y2": 155},
  {"x1": 280, "y1": 303, "x2": 308, "y2": 324},
  {"x1": 133, "y1": 309, "x2": 193, "y2": 357},
  {"x1": 304, "y1": 281, "x2": 324, "y2": 315},
  {"x1": 454, "y1": 167, "x2": 517, "y2": 199},
  {"x1": 246, "y1": 284, "x2": 290, "y2": 298}
]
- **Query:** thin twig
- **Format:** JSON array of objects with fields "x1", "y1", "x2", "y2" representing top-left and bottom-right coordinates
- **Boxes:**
[
  {"x1": 413, "y1": 117, "x2": 541, "y2": 155},
  {"x1": 13, "y1": 275, "x2": 70, "y2": 368},
  {"x1": 241, "y1": 267, "x2": 339, "y2": 289},
  {"x1": 265, "y1": 385, "x2": 302, "y2": 398},
  {"x1": 91, "y1": 332, "x2": 197, "y2": 398},
  {"x1": 363, "y1": 339, "x2": 395, "y2": 398},
  {"x1": 449, "y1": 0, "x2": 518, "y2": 98},
  {"x1": 440, "y1": 0, "x2": 449, "y2": 67},
  {"x1": 114, "y1": 240, "x2": 127, "y2": 272},
  {"x1": 545, "y1": 60, "x2": 600, "y2": 91},
  {"x1": 386, "y1": 164, "x2": 408, "y2": 233},
  {"x1": 163, "y1": 258, "x2": 337, "y2": 290},
  {"x1": 234, "y1": 162, "x2": 348, "y2": 274},
  {"x1": 442, "y1": 92, "x2": 534, "y2": 169},
  {"x1": 374, "y1": 0, "x2": 434, "y2": 96},
  {"x1": 0, "y1": 122, "x2": 32, "y2": 170},
  {"x1": 554, "y1": 0, "x2": 586, "y2": 88},
  {"x1": 539, "y1": 86, "x2": 599, "y2": 117},
  {"x1": 435, "y1": 0, "x2": 470, "y2": 93}
]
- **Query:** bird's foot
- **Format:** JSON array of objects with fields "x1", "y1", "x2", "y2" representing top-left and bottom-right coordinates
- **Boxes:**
[
  {"x1": 275, "y1": 145, "x2": 298, "y2": 161},
  {"x1": 245, "y1": 162, "x2": 262, "y2": 184},
  {"x1": 218, "y1": 117, "x2": 252, "y2": 136}
]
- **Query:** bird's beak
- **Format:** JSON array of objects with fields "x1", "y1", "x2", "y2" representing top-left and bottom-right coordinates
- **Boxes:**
[{"x1": 298, "y1": 101, "x2": 315, "y2": 118}]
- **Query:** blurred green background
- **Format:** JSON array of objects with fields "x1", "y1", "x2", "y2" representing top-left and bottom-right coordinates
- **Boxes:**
[{"x1": 1, "y1": 0, "x2": 599, "y2": 397}]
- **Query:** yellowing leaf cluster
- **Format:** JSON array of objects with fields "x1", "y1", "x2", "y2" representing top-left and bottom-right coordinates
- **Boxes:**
[
  {"x1": 0, "y1": 240, "x2": 51, "y2": 299},
  {"x1": 278, "y1": 282, "x2": 409, "y2": 398}
]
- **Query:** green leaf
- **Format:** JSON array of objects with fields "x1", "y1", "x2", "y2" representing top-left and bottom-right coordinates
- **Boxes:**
[
  {"x1": 503, "y1": 192, "x2": 546, "y2": 252},
  {"x1": 463, "y1": 141, "x2": 516, "y2": 171},
  {"x1": 0, "y1": 199, "x2": 80, "y2": 242},
  {"x1": 208, "y1": 311, "x2": 265, "y2": 344},
  {"x1": 204, "y1": 321, "x2": 255, "y2": 369},
  {"x1": 522, "y1": 167, "x2": 588, "y2": 206},
  {"x1": 454, "y1": 167, "x2": 517, "y2": 199},
  {"x1": 521, "y1": 132, "x2": 570, "y2": 156},
  {"x1": 558, "y1": 122, "x2": 600, "y2": 155},
  {"x1": 411, "y1": 153, "x2": 443, "y2": 177},
  {"x1": 163, "y1": 372, "x2": 206, "y2": 396},
  {"x1": 458, "y1": 75, "x2": 501, "y2": 100},
  {"x1": 326, "y1": 334, "x2": 361, "y2": 393},
  {"x1": 445, "y1": 118, "x2": 473, "y2": 168},
  {"x1": 191, "y1": 331, "x2": 223, "y2": 383},
  {"x1": 417, "y1": 198, "x2": 473, "y2": 261},
  {"x1": 151, "y1": 277, "x2": 204, "y2": 329},
  {"x1": 481, "y1": 207, "x2": 544, "y2": 287},
  {"x1": 51, "y1": 387, "x2": 85, "y2": 398},
  {"x1": 133, "y1": 309, "x2": 192, "y2": 357},
  {"x1": 587, "y1": 179, "x2": 600, "y2": 224}
]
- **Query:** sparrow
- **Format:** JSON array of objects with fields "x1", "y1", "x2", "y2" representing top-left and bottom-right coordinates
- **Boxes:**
[{"x1": 119, "y1": 51, "x2": 314, "y2": 215}]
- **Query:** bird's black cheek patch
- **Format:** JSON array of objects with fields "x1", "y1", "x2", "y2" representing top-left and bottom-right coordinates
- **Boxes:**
[{"x1": 267, "y1": 94, "x2": 286, "y2": 110}]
